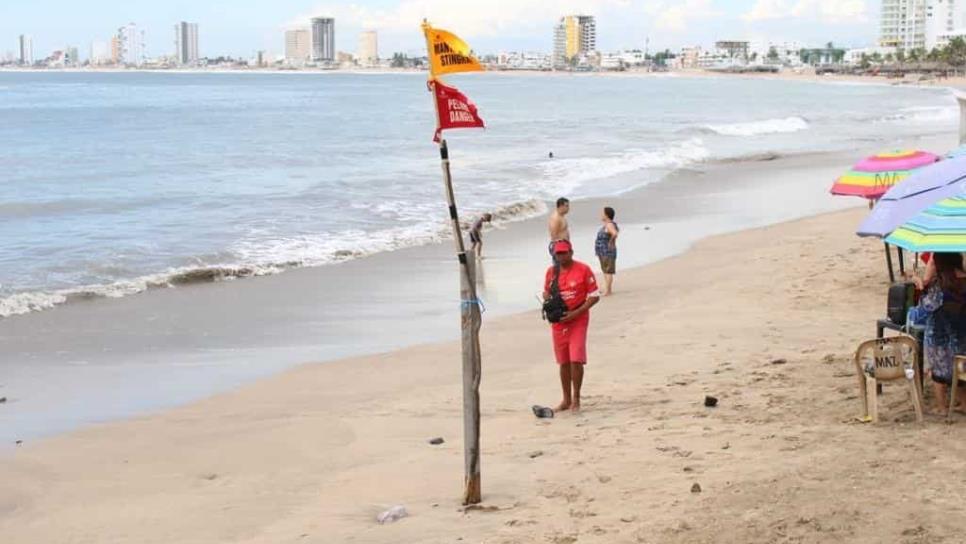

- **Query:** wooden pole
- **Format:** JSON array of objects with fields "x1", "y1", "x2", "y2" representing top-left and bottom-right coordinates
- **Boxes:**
[
  {"x1": 438, "y1": 139, "x2": 483, "y2": 505},
  {"x1": 885, "y1": 242, "x2": 896, "y2": 283}
]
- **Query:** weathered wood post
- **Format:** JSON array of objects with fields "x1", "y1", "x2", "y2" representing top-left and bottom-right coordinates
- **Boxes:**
[{"x1": 437, "y1": 138, "x2": 483, "y2": 505}]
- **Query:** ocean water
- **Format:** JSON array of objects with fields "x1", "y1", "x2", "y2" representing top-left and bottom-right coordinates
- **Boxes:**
[{"x1": 0, "y1": 71, "x2": 957, "y2": 318}]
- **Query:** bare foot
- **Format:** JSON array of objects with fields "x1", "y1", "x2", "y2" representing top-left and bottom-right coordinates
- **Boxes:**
[
  {"x1": 571, "y1": 401, "x2": 581, "y2": 412},
  {"x1": 554, "y1": 401, "x2": 571, "y2": 412}
]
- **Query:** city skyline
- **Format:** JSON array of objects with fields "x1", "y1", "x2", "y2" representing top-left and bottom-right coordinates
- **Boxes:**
[{"x1": 1, "y1": 0, "x2": 877, "y2": 62}]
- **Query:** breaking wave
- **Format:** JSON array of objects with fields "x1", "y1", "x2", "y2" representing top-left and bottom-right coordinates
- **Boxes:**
[
  {"x1": 539, "y1": 138, "x2": 710, "y2": 193},
  {"x1": 703, "y1": 116, "x2": 810, "y2": 137},
  {"x1": 875, "y1": 106, "x2": 958, "y2": 124},
  {"x1": 0, "y1": 199, "x2": 548, "y2": 318}
]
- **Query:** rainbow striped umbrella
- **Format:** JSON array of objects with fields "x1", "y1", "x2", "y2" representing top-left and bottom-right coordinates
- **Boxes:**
[
  {"x1": 886, "y1": 195, "x2": 966, "y2": 252},
  {"x1": 831, "y1": 150, "x2": 940, "y2": 200}
]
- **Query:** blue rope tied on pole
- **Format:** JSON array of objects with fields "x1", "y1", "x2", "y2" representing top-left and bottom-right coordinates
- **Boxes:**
[{"x1": 461, "y1": 298, "x2": 486, "y2": 313}]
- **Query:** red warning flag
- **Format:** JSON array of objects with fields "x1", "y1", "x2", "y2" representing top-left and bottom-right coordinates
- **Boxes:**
[{"x1": 432, "y1": 80, "x2": 485, "y2": 143}]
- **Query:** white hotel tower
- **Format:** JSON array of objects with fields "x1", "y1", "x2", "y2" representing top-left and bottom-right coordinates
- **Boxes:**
[
  {"x1": 881, "y1": 0, "x2": 966, "y2": 51},
  {"x1": 880, "y1": 0, "x2": 927, "y2": 50}
]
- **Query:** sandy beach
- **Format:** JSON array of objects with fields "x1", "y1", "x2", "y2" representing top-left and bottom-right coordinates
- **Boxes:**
[
  {"x1": 5, "y1": 199, "x2": 966, "y2": 542},
  {"x1": 1, "y1": 144, "x2": 877, "y2": 443},
  {"x1": 1, "y1": 71, "x2": 962, "y2": 543}
]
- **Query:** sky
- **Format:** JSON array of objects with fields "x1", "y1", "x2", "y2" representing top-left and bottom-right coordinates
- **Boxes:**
[{"x1": 0, "y1": 0, "x2": 877, "y2": 60}]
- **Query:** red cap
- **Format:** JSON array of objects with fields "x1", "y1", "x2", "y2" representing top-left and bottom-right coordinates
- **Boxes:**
[{"x1": 552, "y1": 240, "x2": 573, "y2": 254}]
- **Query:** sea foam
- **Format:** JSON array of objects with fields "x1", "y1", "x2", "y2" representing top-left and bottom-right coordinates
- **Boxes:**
[
  {"x1": 704, "y1": 117, "x2": 810, "y2": 137},
  {"x1": 0, "y1": 199, "x2": 549, "y2": 318}
]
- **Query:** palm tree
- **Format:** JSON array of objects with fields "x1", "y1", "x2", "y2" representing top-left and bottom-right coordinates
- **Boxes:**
[{"x1": 947, "y1": 37, "x2": 966, "y2": 66}]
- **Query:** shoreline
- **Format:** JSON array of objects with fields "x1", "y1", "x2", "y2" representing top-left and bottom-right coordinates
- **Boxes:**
[
  {"x1": 0, "y1": 136, "x2": 954, "y2": 445},
  {"x1": 0, "y1": 144, "x2": 949, "y2": 322},
  {"x1": 0, "y1": 146, "x2": 873, "y2": 444},
  {"x1": 4, "y1": 65, "x2": 963, "y2": 89},
  {"x1": 6, "y1": 204, "x2": 965, "y2": 542}
]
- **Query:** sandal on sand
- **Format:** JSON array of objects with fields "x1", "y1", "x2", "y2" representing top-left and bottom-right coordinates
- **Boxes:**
[{"x1": 532, "y1": 405, "x2": 554, "y2": 419}]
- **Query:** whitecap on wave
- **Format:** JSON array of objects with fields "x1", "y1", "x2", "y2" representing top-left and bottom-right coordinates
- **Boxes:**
[{"x1": 703, "y1": 117, "x2": 810, "y2": 137}]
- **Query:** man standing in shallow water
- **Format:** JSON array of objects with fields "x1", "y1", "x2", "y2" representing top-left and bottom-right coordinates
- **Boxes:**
[
  {"x1": 548, "y1": 197, "x2": 570, "y2": 260},
  {"x1": 544, "y1": 239, "x2": 600, "y2": 411}
]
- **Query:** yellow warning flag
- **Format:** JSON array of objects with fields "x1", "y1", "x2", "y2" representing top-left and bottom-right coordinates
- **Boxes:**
[{"x1": 422, "y1": 22, "x2": 484, "y2": 77}]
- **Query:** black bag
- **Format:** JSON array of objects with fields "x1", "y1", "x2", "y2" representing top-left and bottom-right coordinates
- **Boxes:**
[
  {"x1": 542, "y1": 264, "x2": 568, "y2": 324},
  {"x1": 887, "y1": 281, "x2": 916, "y2": 325}
]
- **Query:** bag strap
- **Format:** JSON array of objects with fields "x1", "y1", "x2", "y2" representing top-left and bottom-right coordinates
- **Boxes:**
[{"x1": 550, "y1": 262, "x2": 561, "y2": 296}]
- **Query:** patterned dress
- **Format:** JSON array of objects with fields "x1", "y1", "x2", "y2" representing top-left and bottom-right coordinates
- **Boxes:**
[{"x1": 924, "y1": 280, "x2": 966, "y2": 384}]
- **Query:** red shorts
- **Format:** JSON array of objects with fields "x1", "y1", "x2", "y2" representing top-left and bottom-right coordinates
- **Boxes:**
[{"x1": 551, "y1": 314, "x2": 589, "y2": 365}]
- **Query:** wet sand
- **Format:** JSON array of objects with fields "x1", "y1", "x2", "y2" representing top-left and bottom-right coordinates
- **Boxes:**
[
  {"x1": 0, "y1": 144, "x2": 879, "y2": 443},
  {"x1": 7, "y1": 203, "x2": 966, "y2": 543}
]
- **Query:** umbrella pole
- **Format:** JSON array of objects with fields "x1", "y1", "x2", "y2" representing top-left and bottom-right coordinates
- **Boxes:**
[
  {"x1": 885, "y1": 243, "x2": 896, "y2": 283},
  {"x1": 897, "y1": 247, "x2": 906, "y2": 277}
]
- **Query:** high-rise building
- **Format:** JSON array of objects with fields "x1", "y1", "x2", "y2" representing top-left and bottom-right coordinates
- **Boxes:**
[
  {"x1": 18, "y1": 34, "x2": 33, "y2": 66},
  {"x1": 65, "y1": 46, "x2": 80, "y2": 66},
  {"x1": 175, "y1": 21, "x2": 199, "y2": 65},
  {"x1": 880, "y1": 0, "x2": 927, "y2": 49},
  {"x1": 552, "y1": 22, "x2": 567, "y2": 68},
  {"x1": 557, "y1": 15, "x2": 596, "y2": 62},
  {"x1": 285, "y1": 29, "x2": 311, "y2": 63},
  {"x1": 357, "y1": 30, "x2": 378, "y2": 66},
  {"x1": 926, "y1": 0, "x2": 966, "y2": 49},
  {"x1": 311, "y1": 17, "x2": 335, "y2": 62},
  {"x1": 117, "y1": 23, "x2": 145, "y2": 66},
  {"x1": 110, "y1": 36, "x2": 121, "y2": 64},
  {"x1": 90, "y1": 41, "x2": 111, "y2": 65}
]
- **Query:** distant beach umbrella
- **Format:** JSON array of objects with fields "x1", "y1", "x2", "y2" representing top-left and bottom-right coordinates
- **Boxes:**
[
  {"x1": 831, "y1": 150, "x2": 940, "y2": 200},
  {"x1": 858, "y1": 157, "x2": 966, "y2": 239},
  {"x1": 886, "y1": 196, "x2": 966, "y2": 252}
]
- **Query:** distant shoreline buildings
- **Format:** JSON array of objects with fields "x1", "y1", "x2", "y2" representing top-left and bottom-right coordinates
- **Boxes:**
[{"x1": 9, "y1": 6, "x2": 966, "y2": 73}]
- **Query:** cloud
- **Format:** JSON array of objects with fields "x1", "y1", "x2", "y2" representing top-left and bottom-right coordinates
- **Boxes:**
[
  {"x1": 742, "y1": 0, "x2": 868, "y2": 23},
  {"x1": 648, "y1": 0, "x2": 723, "y2": 32},
  {"x1": 742, "y1": 0, "x2": 788, "y2": 21},
  {"x1": 285, "y1": 0, "x2": 629, "y2": 37}
]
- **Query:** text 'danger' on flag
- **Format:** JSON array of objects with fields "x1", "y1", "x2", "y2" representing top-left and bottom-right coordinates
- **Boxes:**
[{"x1": 432, "y1": 80, "x2": 485, "y2": 143}]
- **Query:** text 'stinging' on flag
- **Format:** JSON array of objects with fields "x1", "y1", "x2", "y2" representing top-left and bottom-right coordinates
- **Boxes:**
[
  {"x1": 422, "y1": 22, "x2": 483, "y2": 77},
  {"x1": 433, "y1": 80, "x2": 485, "y2": 143}
]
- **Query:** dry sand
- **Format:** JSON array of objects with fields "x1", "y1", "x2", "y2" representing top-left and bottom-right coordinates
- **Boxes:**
[{"x1": 4, "y1": 206, "x2": 965, "y2": 543}]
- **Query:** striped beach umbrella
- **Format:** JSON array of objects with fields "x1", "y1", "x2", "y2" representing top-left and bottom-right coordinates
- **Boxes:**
[
  {"x1": 831, "y1": 150, "x2": 940, "y2": 200},
  {"x1": 886, "y1": 195, "x2": 966, "y2": 252}
]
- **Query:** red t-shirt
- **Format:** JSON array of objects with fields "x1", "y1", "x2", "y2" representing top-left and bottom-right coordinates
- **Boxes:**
[{"x1": 544, "y1": 261, "x2": 600, "y2": 312}]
